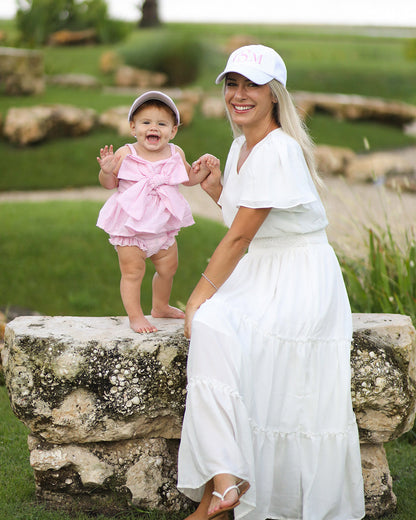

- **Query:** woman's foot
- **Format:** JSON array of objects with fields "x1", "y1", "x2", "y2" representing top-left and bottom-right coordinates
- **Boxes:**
[
  {"x1": 184, "y1": 510, "x2": 228, "y2": 520},
  {"x1": 151, "y1": 304, "x2": 185, "y2": 319},
  {"x1": 208, "y1": 475, "x2": 249, "y2": 520},
  {"x1": 129, "y1": 315, "x2": 157, "y2": 333}
]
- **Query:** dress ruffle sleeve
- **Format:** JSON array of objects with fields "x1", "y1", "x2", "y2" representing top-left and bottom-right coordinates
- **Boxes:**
[{"x1": 238, "y1": 130, "x2": 318, "y2": 210}]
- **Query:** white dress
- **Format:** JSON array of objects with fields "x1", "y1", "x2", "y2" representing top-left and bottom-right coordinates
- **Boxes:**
[{"x1": 177, "y1": 129, "x2": 365, "y2": 520}]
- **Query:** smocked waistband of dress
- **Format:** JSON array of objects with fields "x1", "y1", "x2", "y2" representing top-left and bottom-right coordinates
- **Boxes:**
[{"x1": 248, "y1": 230, "x2": 328, "y2": 252}]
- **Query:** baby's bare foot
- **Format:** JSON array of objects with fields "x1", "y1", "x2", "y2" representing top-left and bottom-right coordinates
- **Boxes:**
[
  {"x1": 151, "y1": 305, "x2": 185, "y2": 319},
  {"x1": 129, "y1": 316, "x2": 157, "y2": 333}
]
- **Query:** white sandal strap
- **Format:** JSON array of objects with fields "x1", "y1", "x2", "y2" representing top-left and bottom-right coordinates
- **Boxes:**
[{"x1": 212, "y1": 484, "x2": 239, "y2": 501}]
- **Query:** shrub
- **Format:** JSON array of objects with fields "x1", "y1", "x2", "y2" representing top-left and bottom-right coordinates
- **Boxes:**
[
  {"x1": 341, "y1": 226, "x2": 416, "y2": 323},
  {"x1": 16, "y1": 0, "x2": 128, "y2": 45},
  {"x1": 119, "y1": 30, "x2": 204, "y2": 86}
]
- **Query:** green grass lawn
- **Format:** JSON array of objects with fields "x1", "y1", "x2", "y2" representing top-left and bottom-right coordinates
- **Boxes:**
[{"x1": 0, "y1": 201, "x2": 226, "y2": 317}]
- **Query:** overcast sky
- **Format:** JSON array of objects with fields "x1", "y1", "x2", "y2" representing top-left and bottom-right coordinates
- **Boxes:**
[{"x1": 1, "y1": 0, "x2": 415, "y2": 27}]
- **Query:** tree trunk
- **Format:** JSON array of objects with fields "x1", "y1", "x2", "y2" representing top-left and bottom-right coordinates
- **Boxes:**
[{"x1": 139, "y1": 0, "x2": 160, "y2": 28}]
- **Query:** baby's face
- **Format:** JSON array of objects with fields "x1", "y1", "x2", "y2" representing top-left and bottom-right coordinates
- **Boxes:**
[{"x1": 130, "y1": 105, "x2": 178, "y2": 154}]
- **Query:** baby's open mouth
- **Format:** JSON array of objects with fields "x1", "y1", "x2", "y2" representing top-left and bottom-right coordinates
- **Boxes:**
[{"x1": 147, "y1": 134, "x2": 160, "y2": 143}]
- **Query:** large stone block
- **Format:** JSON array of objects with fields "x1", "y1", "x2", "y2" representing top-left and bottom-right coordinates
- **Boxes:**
[
  {"x1": 352, "y1": 313, "x2": 416, "y2": 443},
  {"x1": 28, "y1": 434, "x2": 192, "y2": 514},
  {"x1": 4, "y1": 105, "x2": 98, "y2": 146},
  {"x1": 0, "y1": 46, "x2": 44, "y2": 95},
  {"x1": 3, "y1": 316, "x2": 188, "y2": 443}
]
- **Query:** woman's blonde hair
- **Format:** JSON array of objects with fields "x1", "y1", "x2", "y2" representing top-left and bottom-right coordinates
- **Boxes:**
[{"x1": 224, "y1": 79, "x2": 322, "y2": 186}]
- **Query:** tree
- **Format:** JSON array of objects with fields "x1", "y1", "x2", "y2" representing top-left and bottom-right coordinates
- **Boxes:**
[{"x1": 138, "y1": 0, "x2": 160, "y2": 28}]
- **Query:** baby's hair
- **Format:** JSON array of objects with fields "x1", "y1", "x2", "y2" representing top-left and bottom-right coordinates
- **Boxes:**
[{"x1": 131, "y1": 99, "x2": 178, "y2": 126}]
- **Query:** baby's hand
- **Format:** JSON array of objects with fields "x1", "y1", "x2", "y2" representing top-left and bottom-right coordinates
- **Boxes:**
[
  {"x1": 192, "y1": 154, "x2": 220, "y2": 178},
  {"x1": 97, "y1": 145, "x2": 120, "y2": 176}
]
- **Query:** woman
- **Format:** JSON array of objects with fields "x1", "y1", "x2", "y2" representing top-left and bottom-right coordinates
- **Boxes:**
[{"x1": 178, "y1": 45, "x2": 365, "y2": 520}]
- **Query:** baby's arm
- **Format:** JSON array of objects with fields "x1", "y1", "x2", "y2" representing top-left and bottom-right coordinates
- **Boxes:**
[{"x1": 97, "y1": 144, "x2": 126, "y2": 189}]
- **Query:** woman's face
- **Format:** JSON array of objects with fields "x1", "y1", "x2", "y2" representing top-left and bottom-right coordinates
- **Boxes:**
[{"x1": 224, "y1": 73, "x2": 277, "y2": 132}]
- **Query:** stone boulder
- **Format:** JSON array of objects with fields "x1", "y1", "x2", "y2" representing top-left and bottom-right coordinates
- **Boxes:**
[
  {"x1": 99, "y1": 106, "x2": 132, "y2": 136},
  {"x1": 352, "y1": 313, "x2": 416, "y2": 517},
  {"x1": 46, "y1": 73, "x2": 101, "y2": 89},
  {"x1": 345, "y1": 151, "x2": 415, "y2": 183},
  {"x1": 99, "y1": 51, "x2": 122, "y2": 74},
  {"x1": 3, "y1": 316, "x2": 191, "y2": 513},
  {"x1": 201, "y1": 97, "x2": 226, "y2": 119},
  {"x1": 3, "y1": 105, "x2": 98, "y2": 146},
  {"x1": 48, "y1": 29, "x2": 97, "y2": 46},
  {"x1": 293, "y1": 91, "x2": 416, "y2": 129},
  {"x1": 0, "y1": 46, "x2": 44, "y2": 95},
  {"x1": 114, "y1": 65, "x2": 167, "y2": 89},
  {"x1": 314, "y1": 145, "x2": 356, "y2": 176},
  {"x1": 352, "y1": 313, "x2": 416, "y2": 444},
  {"x1": 3, "y1": 313, "x2": 416, "y2": 518}
]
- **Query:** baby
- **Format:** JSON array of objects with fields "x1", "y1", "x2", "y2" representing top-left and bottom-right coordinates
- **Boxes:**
[{"x1": 97, "y1": 91, "x2": 214, "y2": 333}]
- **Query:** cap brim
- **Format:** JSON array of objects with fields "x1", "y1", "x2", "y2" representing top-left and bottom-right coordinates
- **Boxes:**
[
  {"x1": 215, "y1": 67, "x2": 272, "y2": 85},
  {"x1": 128, "y1": 90, "x2": 180, "y2": 125}
]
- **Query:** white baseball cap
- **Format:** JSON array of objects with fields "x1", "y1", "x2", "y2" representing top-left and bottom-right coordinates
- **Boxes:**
[
  {"x1": 127, "y1": 90, "x2": 180, "y2": 125},
  {"x1": 215, "y1": 45, "x2": 287, "y2": 87}
]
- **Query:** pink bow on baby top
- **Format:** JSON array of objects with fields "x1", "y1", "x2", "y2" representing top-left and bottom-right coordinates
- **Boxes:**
[{"x1": 115, "y1": 151, "x2": 194, "y2": 235}]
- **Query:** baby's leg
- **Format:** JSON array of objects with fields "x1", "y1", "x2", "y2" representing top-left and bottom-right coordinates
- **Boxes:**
[
  {"x1": 117, "y1": 245, "x2": 157, "y2": 333},
  {"x1": 150, "y1": 241, "x2": 185, "y2": 319}
]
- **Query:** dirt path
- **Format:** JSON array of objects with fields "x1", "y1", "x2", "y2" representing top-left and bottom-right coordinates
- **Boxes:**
[{"x1": 1, "y1": 160, "x2": 415, "y2": 259}]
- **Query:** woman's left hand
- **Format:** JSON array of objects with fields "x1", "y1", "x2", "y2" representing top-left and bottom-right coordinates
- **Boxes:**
[{"x1": 184, "y1": 304, "x2": 199, "y2": 339}]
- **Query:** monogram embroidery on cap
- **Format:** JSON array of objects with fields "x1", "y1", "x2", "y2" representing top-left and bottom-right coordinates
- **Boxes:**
[{"x1": 231, "y1": 49, "x2": 264, "y2": 65}]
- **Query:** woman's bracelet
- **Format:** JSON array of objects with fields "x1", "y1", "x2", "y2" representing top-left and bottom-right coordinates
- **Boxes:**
[{"x1": 201, "y1": 272, "x2": 218, "y2": 291}]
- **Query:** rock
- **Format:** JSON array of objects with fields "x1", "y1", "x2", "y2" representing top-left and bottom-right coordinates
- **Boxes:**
[
  {"x1": 48, "y1": 29, "x2": 97, "y2": 46},
  {"x1": 3, "y1": 105, "x2": 98, "y2": 145},
  {"x1": 201, "y1": 97, "x2": 226, "y2": 119},
  {"x1": 385, "y1": 172, "x2": 416, "y2": 194},
  {"x1": 114, "y1": 65, "x2": 167, "y2": 89},
  {"x1": 99, "y1": 106, "x2": 131, "y2": 136},
  {"x1": 345, "y1": 151, "x2": 415, "y2": 183},
  {"x1": 314, "y1": 145, "x2": 356, "y2": 176},
  {"x1": 0, "y1": 46, "x2": 44, "y2": 95},
  {"x1": 46, "y1": 74, "x2": 101, "y2": 89},
  {"x1": 404, "y1": 120, "x2": 416, "y2": 137},
  {"x1": 176, "y1": 101, "x2": 194, "y2": 126},
  {"x1": 352, "y1": 313, "x2": 416, "y2": 444},
  {"x1": 28, "y1": 434, "x2": 191, "y2": 513},
  {"x1": 99, "y1": 51, "x2": 122, "y2": 74},
  {"x1": 293, "y1": 91, "x2": 416, "y2": 128},
  {"x1": 0, "y1": 311, "x2": 6, "y2": 343},
  {"x1": 360, "y1": 443, "x2": 396, "y2": 518},
  {"x1": 3, "y1": 313, "x2": 416, "y2": 516},
  {"x1": 3, "y1": 316, "x2": 188, "y2": 444}
]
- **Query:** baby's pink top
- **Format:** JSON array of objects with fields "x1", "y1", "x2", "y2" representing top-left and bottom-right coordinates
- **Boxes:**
[{"x1": 97, "y1": 143, "x2": 194, "y2": 238}]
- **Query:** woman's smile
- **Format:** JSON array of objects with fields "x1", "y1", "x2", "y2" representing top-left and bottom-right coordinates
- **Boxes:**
[{"x1": 231, "y1": 104, "x2": 255, "y2": 113}]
